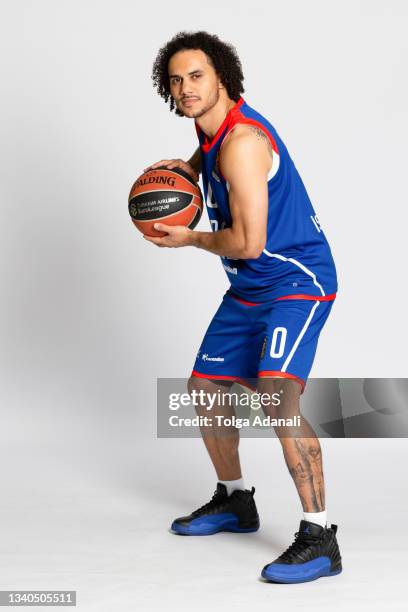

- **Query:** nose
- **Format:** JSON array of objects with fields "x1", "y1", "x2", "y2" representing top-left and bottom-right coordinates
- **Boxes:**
[{"x1": 180, "y1": 78, "x2": 194, "y2": 97}]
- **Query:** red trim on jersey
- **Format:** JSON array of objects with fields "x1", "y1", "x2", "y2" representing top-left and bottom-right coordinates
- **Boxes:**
[
  {"x1": 258, "y1": 371, "x2": 306, "y2": 392},
  {"x1": 198, "y1": 97, "x2": 245, "y2": 153},
  {"x1": 191, "y1": 370, "x2": 306, "y2": 394},
  {"x1": 191, "y1": 370, "x2": 256, "y2": 392},
  {"x1": 200, "y1": 102, "x2": 281, "y2": 181},
  {"x1": 275, "y1": 293, "x2": 337, "y2": 302},
  {"x1": 229, "y1": 294, "x2": 262, "y2": 306},
  {"x1": 229, "y1": 292, "x2": 336, "y2": 306}
]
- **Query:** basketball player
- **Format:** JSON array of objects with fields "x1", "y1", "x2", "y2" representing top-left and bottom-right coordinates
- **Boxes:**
[{"x1": 144, "y1": 31, "x2": 342, "y2": 583}]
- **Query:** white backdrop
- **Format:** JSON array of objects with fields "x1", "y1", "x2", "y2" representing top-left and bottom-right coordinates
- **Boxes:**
[{"x1": 0, "y1": 1, "x2": 407, "y2": 610}]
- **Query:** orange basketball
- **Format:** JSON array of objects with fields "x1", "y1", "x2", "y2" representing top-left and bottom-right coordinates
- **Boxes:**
[{"x1": 128, "y1": 166, "x2": 203, "y2": 237}]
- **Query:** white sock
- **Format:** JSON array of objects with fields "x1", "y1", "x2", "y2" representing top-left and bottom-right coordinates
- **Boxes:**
[
  {"x1": 218, "y1": 478, "x2": 245, "y2": 496},
  {"x1": 303, "y1": 510, "x2": 327, "y2": 528}
]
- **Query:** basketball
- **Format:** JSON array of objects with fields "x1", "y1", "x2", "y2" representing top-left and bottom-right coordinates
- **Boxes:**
[{"x1": 128, "y1": 166, "x2": 203, "y2": 237}]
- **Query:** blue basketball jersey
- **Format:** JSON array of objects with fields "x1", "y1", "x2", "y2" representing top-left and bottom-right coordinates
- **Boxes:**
[{"x1": 195, "y1": 97, "x2": 338, "y2": 303}]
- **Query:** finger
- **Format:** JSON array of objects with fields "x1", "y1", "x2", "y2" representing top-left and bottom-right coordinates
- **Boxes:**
[
  {"x1": 144, "y1": 160, "x2": 171, "y2": 171},
  {"x1": 167, "y1": 161, "x2": 188, "y2": 172},
  {"x1": 167, "y1": 162, "x2": 197, "y2": 181},
  {"x1": 153, "y1": 223, "x2": 174, "y2": 233},
  {"x1": 143, "y1": 235, "x2": 164, "y2": 245}
]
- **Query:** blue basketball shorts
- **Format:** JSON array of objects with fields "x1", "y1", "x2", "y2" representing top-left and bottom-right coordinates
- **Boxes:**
[{"x1": 191, "y1": 292, "x2": 336, "y2": 392}]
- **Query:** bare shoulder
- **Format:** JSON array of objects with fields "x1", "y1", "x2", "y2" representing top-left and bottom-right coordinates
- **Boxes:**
[
  {"x1": 221, "y1": 123, "x2": 273, "y2": 158},
  {"x1": 219, "y1": 123, "x2": 273, "y2": 177}
]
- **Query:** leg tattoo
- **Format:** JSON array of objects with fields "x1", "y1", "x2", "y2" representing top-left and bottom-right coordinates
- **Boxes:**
[{"x1": 283, "y1": 438, "x2": 325, "y2": 512}]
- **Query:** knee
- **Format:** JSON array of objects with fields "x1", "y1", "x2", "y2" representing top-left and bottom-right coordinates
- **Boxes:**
[
  {"x1": 187, "y1": 376, "x2": 213, "y2": 415},
  {"x1": 187, "y1": 375, "x2": 216, "y2": 395},
  {"x1": 257, "y1": 378, "x2": 301, "y2": 419},
  {"x1": 256, "y1": 378, "x2": 281, "y2": 418},
  {"x1": 187, "y1": 375, "x2": 233, "y2": 415}
]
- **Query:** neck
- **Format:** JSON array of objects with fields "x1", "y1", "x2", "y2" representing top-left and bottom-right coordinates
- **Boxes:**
[{"x1": 195, "y1": 94, "x2": 237, "y2": 139}]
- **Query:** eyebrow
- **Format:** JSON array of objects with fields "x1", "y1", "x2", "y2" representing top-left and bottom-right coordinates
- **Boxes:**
[{"x1": 169, "y1": 69, "x2": 203, "y2": 78}]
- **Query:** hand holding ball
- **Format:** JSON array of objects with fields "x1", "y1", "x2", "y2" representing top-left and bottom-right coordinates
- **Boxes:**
[{"x1": 128, "y1": 166, "x2": 203, "y2": 237}]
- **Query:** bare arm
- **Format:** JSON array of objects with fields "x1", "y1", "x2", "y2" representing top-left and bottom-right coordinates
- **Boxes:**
[
  {"x1": 189, "y1": 127, "x2": 271, "y2": 258},
  {"x1": 145, "y1": 126, "x2": 272, "y2": 258}
]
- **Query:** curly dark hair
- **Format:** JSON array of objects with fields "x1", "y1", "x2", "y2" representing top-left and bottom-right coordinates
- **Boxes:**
[{"x1": 151, "y1": 31, "x2": 245, "y2": 116}]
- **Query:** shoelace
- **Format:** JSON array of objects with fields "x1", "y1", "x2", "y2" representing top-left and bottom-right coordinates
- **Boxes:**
[
  {"x1": 279, "y1": 531, "x2": 325, "y2": 562},
  {"x1": 192, "y1": 491, "x2": 225, "y2": 516}
]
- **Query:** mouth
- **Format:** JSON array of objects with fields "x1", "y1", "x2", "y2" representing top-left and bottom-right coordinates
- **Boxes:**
[{"x1": 182, "y1": 97, "x2": 200, "y2": 107}]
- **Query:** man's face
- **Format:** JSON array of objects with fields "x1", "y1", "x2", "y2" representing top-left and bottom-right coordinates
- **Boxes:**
[{"x1": 168, "y1": 49, "x2": 222, "y2": 118}]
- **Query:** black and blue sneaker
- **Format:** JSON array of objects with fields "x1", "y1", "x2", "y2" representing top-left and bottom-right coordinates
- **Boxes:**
[
  {"x1": 261, "y1": 520, "x2": 342, "y2": 583},
  {"x1": 171, "y1": 483, "x2": 260, "y2": 535}
]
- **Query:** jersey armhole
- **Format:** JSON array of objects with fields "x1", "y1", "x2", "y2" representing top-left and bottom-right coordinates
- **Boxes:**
[{"x1": 218, "y1": 120, "x2": 280, "y2": 182}]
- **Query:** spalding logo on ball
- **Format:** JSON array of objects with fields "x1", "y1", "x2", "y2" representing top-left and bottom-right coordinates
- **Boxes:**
[{"x1": 128, "y1": 166, "x2": 203, "y2": 237}]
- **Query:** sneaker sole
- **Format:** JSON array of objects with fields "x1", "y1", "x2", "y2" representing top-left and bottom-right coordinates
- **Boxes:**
[
  {"x1": 261, "y1": 561, "x2": 342, "y2": 584},
  {"x1": 171, "y1": 519, "x2": 260, "y2": 536}
]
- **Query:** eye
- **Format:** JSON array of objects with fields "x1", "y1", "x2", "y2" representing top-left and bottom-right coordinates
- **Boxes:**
[{"x1": 192, "y1": 74, "x2": 201, "y2": 79}]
